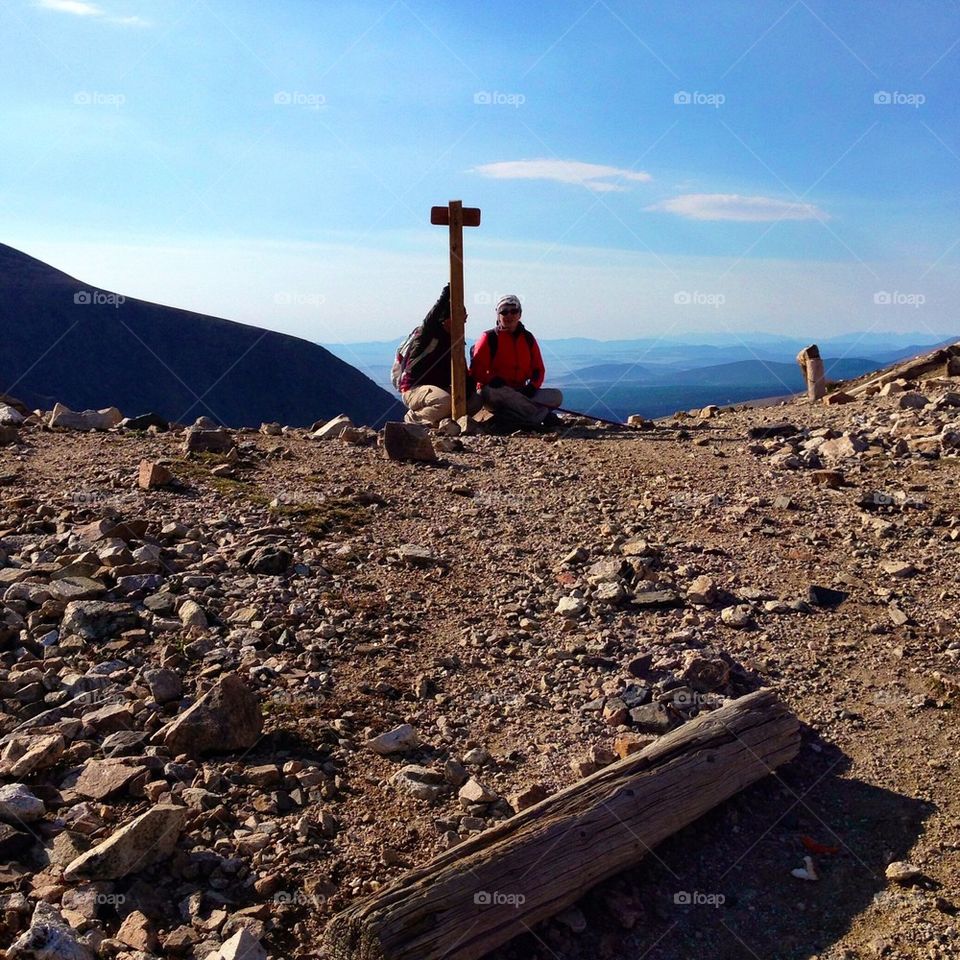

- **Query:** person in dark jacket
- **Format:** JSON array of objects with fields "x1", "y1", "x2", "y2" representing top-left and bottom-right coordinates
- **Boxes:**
[
  {"x1": 401, "y1": 284, "x2": 481, "y2": 426},
  {"x1": 469, "y1": 294, "x2": 563, "y2": 429}
]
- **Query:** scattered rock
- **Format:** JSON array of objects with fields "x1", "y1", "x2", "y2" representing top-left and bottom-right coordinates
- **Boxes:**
[
  {"x1": 885, "y1": 861, "x2": 922, "y2": 885},
  {"x1": 366, "y1": 724, "x2": 420, "y2": 755},
  {"x1": 143, "y1": 667, "x2": 182, "y2": 704},
  {"x1": 138, "y1": 459, "x2": 173, "y2": 489},
  {"x1": 49, "y1": 403, "x2": 122, "y2": 431},
  {"x1": 61, "y1": 601, "x2": 140, "y2": 641},
  {"x1": 686, "y1": 575, "x2": 717, "y2": 605},
  {"x1": 9, "y1": 901, "x2": 93, "y2": 960},
  {"x1": 459, "y1": 778, "x2": 497, "y2": 804},
  {"x1": 183, "y1": 422, "x2": 234, "y2": 454},
  {"x1": 720, "y1": 604, "x2": 753, "y2": 628},
  {"x1": 0, "y1": 733, "x2": 66, "y2": 777},
  {"x1": 64, "y1": 804, "x2": 186, "y2": 880},
  {"x1": 206, "y1": 928, "x2": 268, "y2": 960},
  {"x1": 156, "y1": 674, "x2": 263, "y2": 757},
  {"x1": 510, "y1": 783, "x2": 550, "y2": 811},
  {"x1": 383, "y1": 421, "x2": 437, "y2": 462},
  {"x1": 392, "y1": 765, "x2": 447, "y2": 802},
  {"x1": 0, "y1": 783, "x2": 45, "y2": 823},
  {"x1": 311, "y1": 414, "x2": 354, "y2": 440}
]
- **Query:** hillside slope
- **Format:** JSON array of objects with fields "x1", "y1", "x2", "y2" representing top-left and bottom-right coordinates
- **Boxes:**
[
  {"x1": 0, "y1": 348, "x2": 958, "y2": 960},
  {"x1": 0, "y1": 243, "x2": 401, "y2": 427}
]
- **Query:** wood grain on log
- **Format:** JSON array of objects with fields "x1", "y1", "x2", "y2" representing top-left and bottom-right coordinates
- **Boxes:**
[{"x1": 323, "y1": 689, "x2": 800, "y2": 960}]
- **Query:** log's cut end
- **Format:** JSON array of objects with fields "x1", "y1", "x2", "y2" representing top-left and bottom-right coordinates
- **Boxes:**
[{"x1": 322, "y1": 689, "x2": 800, "y2": 960}]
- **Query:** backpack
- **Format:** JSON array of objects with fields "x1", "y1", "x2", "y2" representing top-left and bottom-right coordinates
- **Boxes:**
[{"x1": 391, "y1": 326, "x2": 422, "y2": 391}]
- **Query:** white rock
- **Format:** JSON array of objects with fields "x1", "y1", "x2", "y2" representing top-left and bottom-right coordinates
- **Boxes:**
[
  {"x1": 205, "y1": 928, "x2": 267, "y2": 960},
  {"x1": 720, "y1": 604, "x2": 753, "y2": 629},
  {"x1": 885, "y1": 860, "x2": 922, "y2": 884},
  {"x1": 366, "y1": 724, "x2": 420, "y2": 755},
  {"x1": 436, "y1": 418, "x2": 461, "y2": 437},
  {"x1": 0, "y1": 403, "x2": 24, "y2": 426},
  {"x1": 311, "y1": 414, "x2": 354, "y2": 440},
  {"x1": 0, "y1": 783, "x2": 45, "y2": 822},
  {"x1": 556, "y1": 596, "x2": 586, "y2": 617},
  {"x1": 9, "y1": 902, "x2": 93, "y2": 960},
  {"x1": 48, "y1": 403, "x2": 122, "y2": 431}
]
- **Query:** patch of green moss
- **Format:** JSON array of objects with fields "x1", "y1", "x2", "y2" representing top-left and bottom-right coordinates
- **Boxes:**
[{"x1": 269, "y1": 497, "x2": 368, "y2": 537}]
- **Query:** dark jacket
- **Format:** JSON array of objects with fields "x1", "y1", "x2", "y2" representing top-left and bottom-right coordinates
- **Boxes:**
[{"x1": 401, "y1": 286, "x2": 452, "y2": 393}]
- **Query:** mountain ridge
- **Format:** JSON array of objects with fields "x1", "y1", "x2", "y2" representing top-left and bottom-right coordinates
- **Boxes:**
[{"x1": 0, "y1": 242, "x2": 401, "y2": 428}]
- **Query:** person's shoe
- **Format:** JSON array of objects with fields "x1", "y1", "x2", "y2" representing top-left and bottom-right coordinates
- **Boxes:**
[{"x1": 541, "y1": 412, "x2": 563, "y2": 431}]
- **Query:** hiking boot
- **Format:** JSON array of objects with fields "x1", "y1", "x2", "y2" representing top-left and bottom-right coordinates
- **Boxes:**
[{"x1": 541, "y1": 412, "x2": 563, "y2": 432}]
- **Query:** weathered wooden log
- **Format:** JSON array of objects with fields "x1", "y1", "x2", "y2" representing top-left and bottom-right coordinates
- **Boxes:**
[
  {"x1": 323, "y1": 689, "x2": 800, "y2": 960},
  {"x1": 846, "y1": 341, "x2": 960, "y2": 397}
]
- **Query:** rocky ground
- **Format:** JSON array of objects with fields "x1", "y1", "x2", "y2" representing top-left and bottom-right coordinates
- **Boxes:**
[{"x1": 0, "y1": 363, "x2": 958, "y2": 960}]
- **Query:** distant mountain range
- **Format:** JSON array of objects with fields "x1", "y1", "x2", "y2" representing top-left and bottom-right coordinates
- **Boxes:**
[
  {"x1": 327, "y1": 331, "x2": 956, "y2": 422},
  {"x1": 0, "y1": 243, "x2": 401, "y2": 428}
]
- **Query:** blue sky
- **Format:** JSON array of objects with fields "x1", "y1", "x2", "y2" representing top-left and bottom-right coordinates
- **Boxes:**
[{"x1": 1, "y1": 0, "x2": 958, "y2": 344}]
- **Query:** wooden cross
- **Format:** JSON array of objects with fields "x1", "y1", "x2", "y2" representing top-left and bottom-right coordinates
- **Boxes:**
[{"x1": 430, "y1": 200, "x2": 481, "y2": 420}]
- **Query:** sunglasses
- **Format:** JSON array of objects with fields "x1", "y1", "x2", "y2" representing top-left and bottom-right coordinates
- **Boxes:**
[{"x1": 498, "y1": 307, "x2": 521, "y2": 316}]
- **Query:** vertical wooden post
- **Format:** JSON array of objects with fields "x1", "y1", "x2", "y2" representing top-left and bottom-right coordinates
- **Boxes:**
[
  {"x1": 431, "y1": 202, "x2": 479, "y2": 423},
  {"x1": 796, "y1": 344, "x2": 826, "y2": 401},
  {"x1": 448, "y1": 201, "x2": 467, "y2": 421}
]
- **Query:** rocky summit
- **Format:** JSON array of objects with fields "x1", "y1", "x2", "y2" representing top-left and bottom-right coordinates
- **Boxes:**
[{"x1": 0, "y1": 345, "x2": 959, "y2": 960}]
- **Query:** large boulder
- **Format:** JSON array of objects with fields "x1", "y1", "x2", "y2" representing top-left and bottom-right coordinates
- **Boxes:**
[
  {"x1": 48, "y1": 403, "x2": 122, "y2": 431},
  {"x1": 155, "y1": 674, "x2": 262, "y2": 757},
  {"x1": 0, "y1": 783, "x2": 45, "y2": 823},
  {"x1": 383, "y1": 421, "x2": 436, "y2": 462},
  {"x1": 0, "y1": 402, "x2": 24, "y2": 426},
  {"x1": 8, "y1": 902, "x2": 93, "y2": 960},
  {"x1": 0, "y1": 733, "x2": 65, "y2": 777},
  {"x1": 61, "y1": 601, "x2": 140, "y2": 641},
  {"x1": 63, "y1": 804, "x2": 186, "y2": 880}
]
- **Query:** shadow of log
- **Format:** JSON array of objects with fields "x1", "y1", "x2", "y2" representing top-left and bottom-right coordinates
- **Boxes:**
[{"x1": 485, "y1": 732, "x2": 934, "y2": 960}]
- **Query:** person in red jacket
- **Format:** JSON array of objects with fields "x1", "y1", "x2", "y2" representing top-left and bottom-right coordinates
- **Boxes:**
[{"x1": 469, "y1": 294, "x2": 563, "y2": 429}]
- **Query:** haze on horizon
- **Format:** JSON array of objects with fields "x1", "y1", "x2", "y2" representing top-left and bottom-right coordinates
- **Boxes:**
[{"x1": 2, "y1": 1, "x2": 957, "y2": 348}]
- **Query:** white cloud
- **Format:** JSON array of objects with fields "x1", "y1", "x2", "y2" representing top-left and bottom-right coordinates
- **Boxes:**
[
  {"x1": 651, "y1": 193, "x2": 826, "y2": 221},
  {"x1": 472, "y1": 159, "x2": 652, "y2": 192},
  {"x1": 37, "y1": 0, "x2": 103, "y2": 15},
  {"x1": 107, "y1": 14, "x2": 150, "y2": 26},
  {"x1": 35, "y1": 0, "x2": 150, "y2": 25}
]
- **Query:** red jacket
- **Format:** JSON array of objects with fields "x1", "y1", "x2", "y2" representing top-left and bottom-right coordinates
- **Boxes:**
[{"x1": 470, "y1": 325, "x2": 545, "y2": 390}]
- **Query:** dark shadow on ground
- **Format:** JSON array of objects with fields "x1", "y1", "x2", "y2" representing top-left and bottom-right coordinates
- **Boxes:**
[{"x1": 484, "y1": 732, "x2": 934, "y2": 960}]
